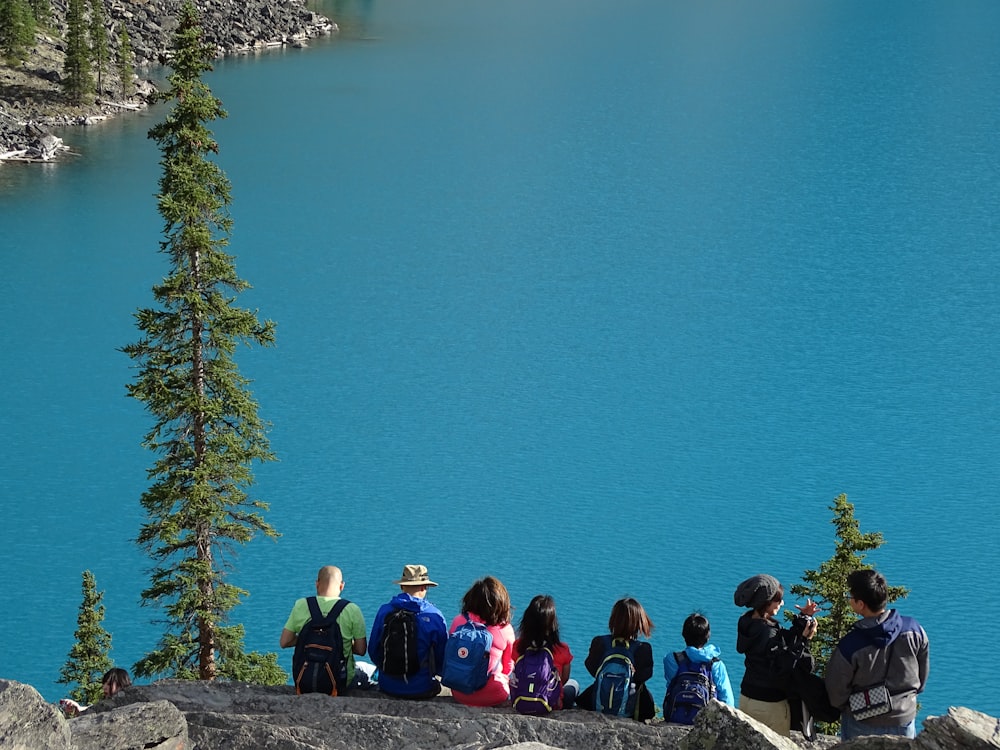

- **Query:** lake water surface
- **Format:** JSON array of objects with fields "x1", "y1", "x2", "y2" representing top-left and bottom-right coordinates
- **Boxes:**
[{"x1": 1, "y1": 0, "x2": 998, "y2": 721}]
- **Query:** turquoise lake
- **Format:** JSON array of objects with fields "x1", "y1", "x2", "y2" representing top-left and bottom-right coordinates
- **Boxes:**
[{"x1": 1, "y1": 0, "x2": 999, "y2": 721}]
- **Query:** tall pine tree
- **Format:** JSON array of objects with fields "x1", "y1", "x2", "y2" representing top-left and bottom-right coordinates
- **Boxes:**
[
  {"x1": 123, "y1": 2, "x2": 283, "y2": 684},
  {"x1": 88, "y1": 0, "x2": 107, "y2": 95},
  {"x1": 0, "y1": 0, "x2": 36, "y2": 61},
  {"x1": 61, "y1": 0, "x2": 91, "y2": 102},
  {"x1": 117, "y1": 25, "x2": 134, "y2": 98},
  {"x1": 58, "y1": 571, "x2": 114, "y2": 705}
]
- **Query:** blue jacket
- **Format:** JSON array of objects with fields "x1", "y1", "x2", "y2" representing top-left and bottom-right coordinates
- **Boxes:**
[
  {"x1": 663, "y1": 644, "x2": 736, "y2": 707},
  {"x1": 368, "y1": 593, "x2": 448, "y2": 697}
]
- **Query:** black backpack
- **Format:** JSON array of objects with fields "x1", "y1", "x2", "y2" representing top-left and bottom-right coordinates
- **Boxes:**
[
  {"x1": 378, "y1": 607, "x2": 421, "y2": 679},
  {"x1": 292, "y1": 597, "x2": 350, "y2": 695}
]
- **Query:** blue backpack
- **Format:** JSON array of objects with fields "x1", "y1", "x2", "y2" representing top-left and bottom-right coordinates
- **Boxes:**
[
  {"x1": 292, "y1": 597, "x2": 350, "y2": 695},
  {"x1": 510, "y1": 646, "x2": 561, "y2": 715},
  {"x1": 441, "y1": 615, "x2": 493, "y2": 693},
  {"x1": 663, "y1": 651, "x2": 717, "y2": 724},
  {"x1": 593, "y1": 637, "x2": 638, "y2": 717}
]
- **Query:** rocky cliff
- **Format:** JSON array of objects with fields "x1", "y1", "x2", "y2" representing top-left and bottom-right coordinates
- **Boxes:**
[
  {"x1": 2, "y1": 678, "x2": 998, "y2": 750},
  {"x1": 0, "y1": 0, "x2": 335, "y2": 159}
]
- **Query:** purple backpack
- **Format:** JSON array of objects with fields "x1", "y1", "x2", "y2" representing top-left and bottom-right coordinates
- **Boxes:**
[{"x1": 510, "y1": 646, "x2": 561, "y2": 715}]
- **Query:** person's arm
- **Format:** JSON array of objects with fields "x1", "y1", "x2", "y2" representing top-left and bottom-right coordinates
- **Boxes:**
[
  {"x1": 347, "y1": 603, "x2": 367, "y2": 655},
  {"x1": 279, "y1": 628, "x2": 297, "y2": 649},
  {"x1": 557, "y1": 642, "x2": 573, "y2": 684},
  {"x1": 430, "y1": 613, "x2": 448, "y2": 675},
  {"x1": 368, "y1": 609, "x2": 385, "y2": 664},
  {"x1": 584, "y1": 636, "x2": 605, "y2": 677},
  {"x1": 633, "y1": 641, "x2": 654, "y2": 684},
  {"x1": 713, "y1": 661, "x2": 736, "y2": 707},
  {"x1": 824, "y1": 648, "x2": 853, "y2": 710},
  {"x1": 917, "y1": 630, "x2": 930, "y2": 693},
  {"x1": 499, "y1": 625, "x2": 516, "y2": 677},
  {"x1": 663, "y1": 651, "x2": 678, "y2": 685}
]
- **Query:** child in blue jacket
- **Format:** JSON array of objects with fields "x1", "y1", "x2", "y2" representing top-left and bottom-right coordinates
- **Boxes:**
[{"x1": 663, "y1": 612, "x2": 735, "y2": 719}]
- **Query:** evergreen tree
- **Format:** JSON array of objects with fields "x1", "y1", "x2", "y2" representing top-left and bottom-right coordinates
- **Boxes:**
[
  {"x1": 790, "y1": 494, "x2": 909, "y2": 733},
  {"x1": 29, "y1": 0, "x2": 50, "y2": 29},
  {"x1": 790, "y1": 494, "x2": 909, "y2": 670},
  {"x1": 117, "y1": 25, "x2": 134, "y2": 98},
  {"x1": 88, "y1": 0, "x2": 108, "y2": 95},
  {"x1": 62, "y1": 0, "x2": 92, "y2": 103},
  {"x1": 58, "y1": 571, "x2": 114, "y2": 705},
  {"x1": 0, "y1": 0, "x2": 36, "y2": 61},
  {"x1": 123, "y1": 1, "x2": 283, "y2": 684}
]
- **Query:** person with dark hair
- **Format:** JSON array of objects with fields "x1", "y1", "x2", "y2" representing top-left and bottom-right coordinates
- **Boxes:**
[
  {"x1": 513, "y1": 594, "x2": 578, "y2": 709},
  {"x1": 575, "y1": 597, "x2": 656, "y2": 720},
  {"x1": 368, "y1": 564, "x2": 448, "y2": 700},
  {"x1": 734, "y1": 574, "x2": 818, "y2": 735},
  {"x1": 101, "y1": 668, "x2": 132, "y2": 698},
  {"x1": 663, "y1": 613, "x2": 735, "y2": 714},
  {"x1": 448, "y1": 576, "x2": 516, "y2": 707},
  {"x1": 825, "y1": 569, "x2": 929, "y2": 740}
]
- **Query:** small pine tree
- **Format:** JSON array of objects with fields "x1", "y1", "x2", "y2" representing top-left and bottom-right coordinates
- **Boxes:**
[
  {"x1": 0, "y1": 0, "x2": 36, "y2": 61},
  {"x1": 62, "y1": 0, "x2": 92, "y2": 103},
  {"x1": 791, "y1": 494, "x2": 909, "y2": 669},
  {"x1": 88, "y1": 0, "x2": 107, "y2": 95},
  {"x1": 58, "y1": 571, "x2": 114, "y2": 705},
  {"x1": 790, "y1": 494, "x2": 909, "y2": 734},
  {"x1": 123, "y1": 2, "x2": 284, "y2": 685},
  {"x1": 117, "y1": 26, "x2": 134, "y2": 98}
]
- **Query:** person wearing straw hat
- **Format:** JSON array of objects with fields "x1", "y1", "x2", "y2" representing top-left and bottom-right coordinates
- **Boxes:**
[{"x1": 369, "y1": 564, "x2": 448, "y2": 699}]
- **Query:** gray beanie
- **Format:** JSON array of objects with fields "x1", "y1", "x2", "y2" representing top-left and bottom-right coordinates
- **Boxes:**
[{"x1": 734, "y1": 574, "x2": 781, "y2": 609}]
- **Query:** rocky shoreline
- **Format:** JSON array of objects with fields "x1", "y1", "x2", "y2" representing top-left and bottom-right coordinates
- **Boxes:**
[
  {"x1": 0, "y1": 0, "x2": 336, "y2": 160},
  {"x1": 3, "y1": 678, "x2": 999, "y2": 750}
]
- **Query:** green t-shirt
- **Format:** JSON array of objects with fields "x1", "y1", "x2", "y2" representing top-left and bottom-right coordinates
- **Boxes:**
[{"x1": 284, "y1": 596, "x2": 366, "y2": 683}]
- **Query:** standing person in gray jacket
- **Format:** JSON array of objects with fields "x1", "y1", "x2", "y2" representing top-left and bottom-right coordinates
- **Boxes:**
[{"x1": 825, "y1": 569, "x2": 929, "y2": 740}]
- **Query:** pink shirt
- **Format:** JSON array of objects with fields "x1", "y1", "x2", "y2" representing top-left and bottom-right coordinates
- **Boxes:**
[{"x1": 449, "y1": 613, "x2": 516, "y2": 707}]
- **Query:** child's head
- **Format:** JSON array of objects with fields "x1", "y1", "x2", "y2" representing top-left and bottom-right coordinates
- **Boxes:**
[
  {"x1": 101, "y1": 667, "x2": 131, "y2": 698},
  {"x1": 462, "y1": 575, "x2": 511, "y2": 626},
  {"x1": 608, "y1": 597, "x2": 654, "y2": 640},
  {"x1": 682, "y1": 613, "x2": 711, "y2": 647},
  {"x1": 517, "y1": 594, "x2": 561, "y2": 647},
  {"x1": 847, "y1": 569, "x2": 888, "y2": 613}
]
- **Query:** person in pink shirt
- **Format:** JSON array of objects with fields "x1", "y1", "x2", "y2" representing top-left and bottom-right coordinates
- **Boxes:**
[{"x1": 448, "y1": 576, "x2": 516, "y2": 707}]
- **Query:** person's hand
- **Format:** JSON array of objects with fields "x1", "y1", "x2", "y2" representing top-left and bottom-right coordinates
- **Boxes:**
[
  {"x1": 803, "y1": 617, "x2": 818, "y2": 639},
  {"x1": 796, "y1": 598, "x2": 819, "y2": 618}
]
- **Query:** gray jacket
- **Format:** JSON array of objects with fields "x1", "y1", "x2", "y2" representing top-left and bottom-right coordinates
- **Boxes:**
[{"x1": 825, "y1": 609, "x2": 929, "y2": 727}]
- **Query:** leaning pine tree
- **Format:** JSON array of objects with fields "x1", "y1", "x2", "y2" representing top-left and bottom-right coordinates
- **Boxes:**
[
  {"x1": 57, "y1": 570, "x2": 114, "y2": 705},
  {"x1": 123, "y1": 2, "x2": 284, "y2": 684}
]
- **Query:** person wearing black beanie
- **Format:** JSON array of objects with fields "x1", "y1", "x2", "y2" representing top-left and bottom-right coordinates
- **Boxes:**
[{"x1": 733, "y1": 574, "x2": 818, "y2": 736}]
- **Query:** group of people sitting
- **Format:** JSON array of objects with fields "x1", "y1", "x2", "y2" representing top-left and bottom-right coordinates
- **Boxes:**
[{"x1": 279, "y1": 565, "x2": 929, "y2": 740}]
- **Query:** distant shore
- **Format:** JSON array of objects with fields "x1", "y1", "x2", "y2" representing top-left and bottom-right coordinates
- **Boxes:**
[{"x1": 0, "y1": 0, "x2": 336, "y2": 161}]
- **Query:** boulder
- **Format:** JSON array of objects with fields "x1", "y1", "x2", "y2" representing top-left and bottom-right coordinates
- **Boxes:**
[
  {"x1": 915, "y1": 707, "x2": 1000, "y2": 750},
  {"x1": 682, "y1": 701, "x2": 807, "y2": 750},
  {"x1": 0, "y1": 680, "x2": 70, "y2": 750},
  {"x1": 68, "y1": 699, "x2": 188, "y2": 750}
]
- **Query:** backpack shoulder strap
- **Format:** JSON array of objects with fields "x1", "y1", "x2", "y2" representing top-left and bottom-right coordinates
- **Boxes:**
[
  {"x1": 306, "y1": 596, "x2": 323, "y2": 623},
  {"x1": 328, "y1": 598, "x2": 350, "y2": 623},
  {"x1": 674, "y1": 650, "x2": 687, "y2": 666}
]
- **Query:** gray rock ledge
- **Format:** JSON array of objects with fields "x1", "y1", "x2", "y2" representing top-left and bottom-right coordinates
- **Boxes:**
[{"x1": 2, "y1": 678, "x2": 997, "y2": 750}]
